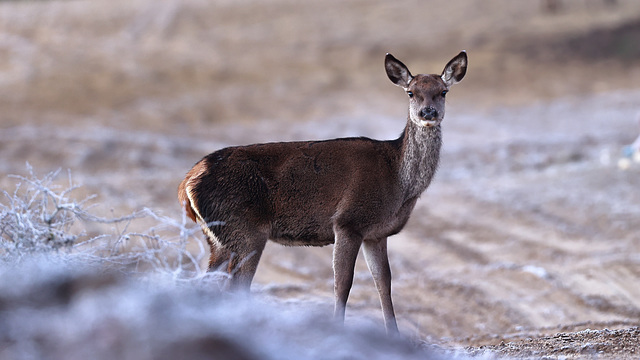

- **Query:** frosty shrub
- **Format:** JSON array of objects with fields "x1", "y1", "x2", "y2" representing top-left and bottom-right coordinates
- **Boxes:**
[
  {"x1": 0, "y1": 165, "x2": 93, "y2": 255},
  {"x1": 0, "y1": 165, "x2": 208, "y2": 279}
]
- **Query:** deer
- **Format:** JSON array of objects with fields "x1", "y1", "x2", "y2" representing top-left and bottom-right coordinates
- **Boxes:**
[{"x1": 178, "y1": 51, "x2": 467, "y2": 334}]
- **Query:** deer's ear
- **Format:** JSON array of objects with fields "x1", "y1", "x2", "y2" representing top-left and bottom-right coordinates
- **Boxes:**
[
  {"x1": 385, "y1": 54, "x2": 413, "y2": 88},
  {"x1": 441, "y1": 51, "x2": 467, "y2": 87}
]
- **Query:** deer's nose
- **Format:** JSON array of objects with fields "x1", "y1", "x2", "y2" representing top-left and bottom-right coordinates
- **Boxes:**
[{"x1": 420, "y1": 106, "x2": 438, "y2": 120}]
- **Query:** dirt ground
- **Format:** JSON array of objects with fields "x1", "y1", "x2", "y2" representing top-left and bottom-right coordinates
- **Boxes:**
[
  {"x1": 1, "y1": 0, "x2": 640, "y2": 358},
  {"x1": 465, "y1": 326, "x2": 640, "y2": 359}
]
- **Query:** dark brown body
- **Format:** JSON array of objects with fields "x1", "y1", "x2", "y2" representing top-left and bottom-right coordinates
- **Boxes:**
[
  {"x1": 191, "y1": 137, "x2": 414, "y2": 246},
  {"x1": 179, "y1": 52, "x2": 467, "y2": 334}
]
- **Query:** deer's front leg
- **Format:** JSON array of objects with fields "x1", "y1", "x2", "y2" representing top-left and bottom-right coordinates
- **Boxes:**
[
  {"x1": 363, "y1": 237, "x2": 398, "y2": 334},
  {"x1": 332, "y1": 230, "x2": 362, "y2": 324}
]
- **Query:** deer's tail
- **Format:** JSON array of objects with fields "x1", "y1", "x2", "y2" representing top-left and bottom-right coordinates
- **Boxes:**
[{"x1": 178, "y1": 160, "x2": 208, "y2": 224}]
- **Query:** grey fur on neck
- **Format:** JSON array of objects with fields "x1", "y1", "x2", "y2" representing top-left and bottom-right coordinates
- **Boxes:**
[{"x1": 399, "y1": 120, "x2": 442, "y2": 200}]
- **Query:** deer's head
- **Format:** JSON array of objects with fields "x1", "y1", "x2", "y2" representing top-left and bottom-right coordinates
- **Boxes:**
[{"x1": 385, "y1": 51, "x2": 467, "y2": 128}]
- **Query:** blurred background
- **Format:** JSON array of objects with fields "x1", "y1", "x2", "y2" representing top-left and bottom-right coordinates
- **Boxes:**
[{"x1": 1, "y1": 0, "x2": 639, "y2": 345}]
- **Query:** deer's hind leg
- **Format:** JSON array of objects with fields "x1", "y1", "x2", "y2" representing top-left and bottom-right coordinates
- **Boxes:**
[
  {"x1": 228, "y1": 233, "x2": 268, "y2": 292},
  {"x1": 206, "y1": 227, "x2": 268, "y2": 293},
  {"x1": 204, "y1": 234, "x2": 236, "y2": 291},
  {"x1": 208, "y1": 239, "x2": 235, "y2": 273}
]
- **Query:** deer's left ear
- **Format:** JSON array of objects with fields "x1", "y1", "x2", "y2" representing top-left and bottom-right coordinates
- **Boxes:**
[{"x1": 441, "y1": 51, "x2": 468, "y2": 87}]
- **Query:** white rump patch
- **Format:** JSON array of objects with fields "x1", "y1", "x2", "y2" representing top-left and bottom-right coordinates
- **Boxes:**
[{"x1": 185, "y1": 163, "x2": 223, "y2": 246}]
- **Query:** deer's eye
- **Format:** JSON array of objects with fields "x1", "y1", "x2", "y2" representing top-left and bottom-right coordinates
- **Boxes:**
[
  {"x1": 407, "y1": 91, "x2": 414, "y2": 98},
  {"x1": 441, "y1": 90, "x2": 448, "y2": 97}
]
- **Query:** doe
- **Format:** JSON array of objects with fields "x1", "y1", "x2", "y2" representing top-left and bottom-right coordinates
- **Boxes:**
[{"x1": 179, "y1": 51, "x2": 467, "y2": 333}]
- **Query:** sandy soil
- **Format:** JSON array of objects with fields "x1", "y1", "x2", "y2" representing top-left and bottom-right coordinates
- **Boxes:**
[{"x1": 1, "y1": 0, "x2": 640, "y2": 358}]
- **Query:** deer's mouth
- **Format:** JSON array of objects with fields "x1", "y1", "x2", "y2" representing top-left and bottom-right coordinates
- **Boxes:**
[{"x1": 417, "y1": 119, "x2": 440, "y2": 127}]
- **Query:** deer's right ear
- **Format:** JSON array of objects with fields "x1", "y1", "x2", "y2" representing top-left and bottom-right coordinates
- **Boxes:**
[{"x1": 385, "y1": 54, "x2": 413, "y2": 88}]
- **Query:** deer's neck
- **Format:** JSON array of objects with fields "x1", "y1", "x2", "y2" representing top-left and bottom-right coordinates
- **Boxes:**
[{"x1": 397, "y1": 120, "x2": 442, "y2": 200}]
